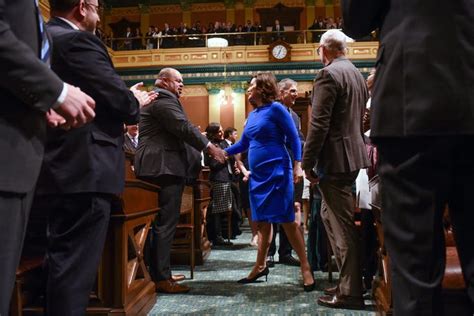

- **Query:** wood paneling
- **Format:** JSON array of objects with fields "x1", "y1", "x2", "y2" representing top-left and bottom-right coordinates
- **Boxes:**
[{"x1": 181, "y1": 95, "x2": 209, "y2": 130}]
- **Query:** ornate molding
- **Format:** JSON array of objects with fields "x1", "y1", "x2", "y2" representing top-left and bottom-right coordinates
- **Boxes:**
[
  {"x1": 205, "y1": 83, "x2": 223, "y2": 95},
  {"x1": 180, "y1": 0, "x2": 191, "y2": 11},
  {"x1": 190, "y1": 3, "x2": 226, "y2": 12},
  {"x1": 254, "y1": 0, "x2": 306, "y2": 8},
  {"x1": 138, "y1": 3, "x2": 150, "y2": 14},
  {"x1": 224, "y1": 0, "x2": 236, "y2": 9}
]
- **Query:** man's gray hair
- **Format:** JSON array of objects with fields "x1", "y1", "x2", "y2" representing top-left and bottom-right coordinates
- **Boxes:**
[
  {"x1": 278, "y1": 78, "x2": 297, "y2": 91},
  {"x1": 320, "y1": 29, "x2": 352, "y2": 53}
]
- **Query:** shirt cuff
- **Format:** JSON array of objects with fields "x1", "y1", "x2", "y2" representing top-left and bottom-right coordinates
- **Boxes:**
[{"x1": 52, "y1": 82, "x2": 68, "y2": 109}]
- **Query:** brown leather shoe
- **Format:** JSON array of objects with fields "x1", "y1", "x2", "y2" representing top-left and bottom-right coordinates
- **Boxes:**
[
  {"x1": 317, "y1": 294, "x2": 364, "y2": 310},
  {"x1": 171, "y1": 274, "x2": 185, "y2": 282},
  {"x1": 323, "y1": 285, "x2": 338, "y2": 295},
  {"x1": 155, "y1": 279, "x2": 190, "y2": 294}
]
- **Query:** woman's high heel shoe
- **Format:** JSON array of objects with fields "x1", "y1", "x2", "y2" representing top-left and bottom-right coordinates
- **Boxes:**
[
  {"x1": 303, "y1": 282, "x2": 315, "y2": 292},
  {"x1": 303, "y1": 271, "x2": 315, "y2": 292},
  {"x1": 237, "y1": 267, "x2": 269, "y2": 284}
]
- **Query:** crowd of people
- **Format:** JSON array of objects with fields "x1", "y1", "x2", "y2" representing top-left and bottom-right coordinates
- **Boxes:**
[
  {"x1": 103, "y1": 17, "x2": 348, "y2": 50},
  {"x1": 1, "y1": 0, "x2": 473, "y2": 315}
]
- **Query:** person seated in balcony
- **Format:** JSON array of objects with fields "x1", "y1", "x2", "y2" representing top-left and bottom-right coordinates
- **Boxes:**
[
  {"x1": 271, "y1": 19, "x2": 285, "y2": 42},
  {"x1": 145, "y1": 26, "x2": 155, "y2": 49},
  {"x1": 124, "y1": 26, "x2": 133, "y2": 50},
  {"x1": 234, "y1": 25, "x2": 246, "y2": 45},
  {"x1": 132, "y1": 27, "x2": 142, "y2": 50},
  {"x1": 160, "y1": 22, "x2": 175, "y2": 48},
  {"x1": 253, "y1": 21, "x2": 263, "y2": 45}
]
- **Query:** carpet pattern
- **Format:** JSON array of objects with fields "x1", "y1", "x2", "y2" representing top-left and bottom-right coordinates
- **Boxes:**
[{"x1": 148, "y1": 223, "x2": 377, "y2": 316}]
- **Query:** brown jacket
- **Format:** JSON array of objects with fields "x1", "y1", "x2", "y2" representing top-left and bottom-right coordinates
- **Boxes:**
[{"x1": 303, "y1": 56, "x2": 369, "y2": 174}]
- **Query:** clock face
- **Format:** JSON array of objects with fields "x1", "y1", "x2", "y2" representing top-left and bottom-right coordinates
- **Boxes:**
[{"x1": 272, "y1": 44, "x2": 288, "y2": 59}]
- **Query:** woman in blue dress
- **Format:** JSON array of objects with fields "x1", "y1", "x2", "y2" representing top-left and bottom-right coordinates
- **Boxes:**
[{"x1": 226, "y1": 72, "x2": 315, "y2": 291}]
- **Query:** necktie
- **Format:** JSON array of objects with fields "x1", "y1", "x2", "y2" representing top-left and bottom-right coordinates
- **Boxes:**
[
  {"x1": 35, "y1": 0, "x2": 51, "y2": 65},
  {"x1": 131, "y1": 137, "x2": 138, "y2": 148}
]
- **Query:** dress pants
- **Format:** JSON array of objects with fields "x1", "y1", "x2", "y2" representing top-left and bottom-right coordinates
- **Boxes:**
[
  {"x1": 318, "y1": 171, "x2": 362, "y2": 297},
  {"x1": 0, "y1": 189, "x2": 34, "y2": 315},
  {"x1": 37, "y1": 193, "x2": 113, "y2": 316},
  {"x1": 376, "y1": 136, "x2": 474, "y2": 316},
  {"x1": 150, "y1": 175, "x2": 185, "y2": 281}
]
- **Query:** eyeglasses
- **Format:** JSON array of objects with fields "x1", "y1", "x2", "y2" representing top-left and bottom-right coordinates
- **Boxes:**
[{"x1": 316, "y1": 46, "x2": 323, "y2": 55}]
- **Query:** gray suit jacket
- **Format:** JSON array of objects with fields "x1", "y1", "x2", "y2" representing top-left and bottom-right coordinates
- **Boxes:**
[
  {"x1": 0, "y1": 0, "x2": 64, "y2": 193},
  {"x1": 303, "y1": 57, "x2": 369, "y2": 174},
  {"x1": 342, "y1": 0, "x2": 474, "y2": 137},
  {"x1": 134, "y1": 88, "x2": 208, "y2": 179}
]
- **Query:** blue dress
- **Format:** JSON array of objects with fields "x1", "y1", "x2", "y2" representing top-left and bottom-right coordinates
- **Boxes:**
[{"x1": 226, "y1": 102, "x2": 301, "y2": 223}]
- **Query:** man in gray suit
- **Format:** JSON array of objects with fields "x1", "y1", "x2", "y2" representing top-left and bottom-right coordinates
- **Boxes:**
[
  {"x1": 303, "y1": 29, "x2": 369, "y2": 310},
  {"x1": 342, "y1": 1, "x2": 474, "y2": 315},
  {"x1": 0, "y1": 1, "x2": 95, "y2": 313},
  {"x1": 135, "y1": 67, "x2": 225, "y2": 293}
]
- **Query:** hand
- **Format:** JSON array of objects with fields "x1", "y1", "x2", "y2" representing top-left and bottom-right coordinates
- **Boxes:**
[
  {"x1": 293, "y1": 161, "x2": 303, "y2": 184},
  {"x1": 304, "y1": 169, "x2": 319, "y2": 184},
  {"x1": 207, "y1": 144, "x2": 226, "y2": 164},
  {"x1": 55, "y1": 84, "x2": 95, "y2": 128},
  {"x1": 242, "y1": 170, "x2": 251, "y2": 182},
  {"x1": 234, "y1": 167, "x2": 241, "y2": 175},
  {"x1": 130, "y1": 82, "x2": 158, "y2": 107},
  {"x1": 46, "y1": 109, "x2": 66, "y2": 128}
]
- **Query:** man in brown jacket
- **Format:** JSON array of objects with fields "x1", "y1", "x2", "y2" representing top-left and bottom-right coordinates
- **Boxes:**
[{"x1": 303, "y1": 29, "x2": 369, "y2": 310}]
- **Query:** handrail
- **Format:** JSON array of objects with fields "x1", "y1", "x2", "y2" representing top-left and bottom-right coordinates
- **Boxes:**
[{"x1": 101, "y1": 29, "x2": 377, "y2": 51}]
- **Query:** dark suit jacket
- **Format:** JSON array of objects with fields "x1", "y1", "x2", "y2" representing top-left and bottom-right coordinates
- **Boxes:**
[
  {"x1": 205, "y1": 140, "x2": 232, "y2": 183},
  {"x1": 134, "y1": 88, "x2": 208, "y2": 180},
  {"x1": 284, "y1": 106, "x2": 305, "y2": 162},
  {"x1": 303, "y1": 57, "x2": 370, "y2": 174},
  {"x1": 36, "y1": 17, "x2": 140, "y2": 195},
  {"x1": 0, "y1": 0, "x2": 64, "y2": 193},
  {"x1": 341, "y1": 0, "x2": 474, "y2": 137}
]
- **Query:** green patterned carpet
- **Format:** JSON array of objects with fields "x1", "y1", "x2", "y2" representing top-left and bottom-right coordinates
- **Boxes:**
[{"x1": 148, "y1": 221, "x2": 377, "y2": 316}]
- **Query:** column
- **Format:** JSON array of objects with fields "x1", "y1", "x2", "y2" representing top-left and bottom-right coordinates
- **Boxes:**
[
  {"x1": 243, "y1": 0, "x2": 254, "y2": 23},
  {"x1": 231, "y1": 82, "x2": 247, "y2": 140},
  {"x1": 306, "y1": 0, "x2": 316, "y2": 43},
  {"x1": 224, "y1": 0, "x2": 235, "y2": 23},
  {"x1": 139, "y1": 4, "x2": 150, "y2": 35},
  {"x1": 181, "y1": 0, "x2": 191, "y2": 26},
  {"x1": 325, "y1": 0, "x2": 334, "y2": 18},
  {"x1": 206, "y1": 83, "x2": 222, "y2": 124}
]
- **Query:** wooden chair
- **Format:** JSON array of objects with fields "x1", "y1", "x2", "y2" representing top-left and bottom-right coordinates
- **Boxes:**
[{"x1": 171, "y1": 186, "x2": 195, "y2": 279}]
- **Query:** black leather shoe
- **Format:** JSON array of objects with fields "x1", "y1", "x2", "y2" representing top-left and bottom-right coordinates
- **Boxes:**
[
  {"x1": 317, "y1": 294, "x2": 365, "y2": 310},
  {"x1": 279, "y1": 255, "x2": 300, "y2": 266},
  {"x1": 324, "y1": 285, "x2": 338, "y2": 295},
  {"x1": 214, "y1": 236, "x2": 233, "y2": 246},
  {"x1": 266, "y1": 256, "x2": 275, "y2": 268}
]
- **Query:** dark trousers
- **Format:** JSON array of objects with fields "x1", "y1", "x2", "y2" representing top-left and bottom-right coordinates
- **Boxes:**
[
  {"x1": 268, "y1": 223, "x2": 292, "y2": 258},
  {"x1": 360, "y1": 208, "x2": 377, "y2": 289},
  {"x1": 307, "y1": 195, "x2": 329, "y2": 271},
  {"x1": 377, "y1": 136, "x2": 474, "y2": 316},
  {"x1": 150, "y1": 175, "x2": 185, "y2": 281},
  {"x1": 0, "y1": 190, "x2": 34, "y2": 315},
  {"x1": 38, "y1": 193, "x2": 112, "y2": 316}
]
